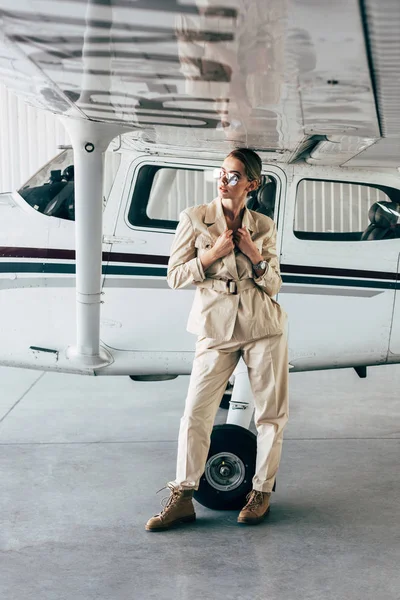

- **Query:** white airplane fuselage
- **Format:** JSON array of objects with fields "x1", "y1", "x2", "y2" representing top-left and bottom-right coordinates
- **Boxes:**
[{"x1": 0, "y1": 149, "x2": 399, "y2": 376}]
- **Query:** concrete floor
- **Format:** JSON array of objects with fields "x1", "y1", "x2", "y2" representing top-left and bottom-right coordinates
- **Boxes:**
[{"x1": 0, "y1": 364, "x2": 399, "y2": 600}]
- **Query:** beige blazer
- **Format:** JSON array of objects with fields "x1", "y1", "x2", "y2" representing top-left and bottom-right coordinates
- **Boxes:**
[{"x1": 167, "y1": 197, "x2": 287, "y2": 342}]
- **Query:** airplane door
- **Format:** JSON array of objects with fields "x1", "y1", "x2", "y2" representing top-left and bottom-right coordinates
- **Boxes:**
[
  {"x1": 388, "y1": 253, "x2": 400, "y2": 359},
  {"x1": 100, "y1": 157, "x2": 285, "y2": 353},
  {"x1": 279, "y1": 165, "x2": 400, "y2": 371},
  {"x1": 100, "y1": 156, "x2": 196, "y2": 353}
]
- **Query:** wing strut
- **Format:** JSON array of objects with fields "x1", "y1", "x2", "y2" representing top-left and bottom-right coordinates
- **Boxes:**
[{"x1": 60, "y1": 117, "x2": 125, "y2": 368}]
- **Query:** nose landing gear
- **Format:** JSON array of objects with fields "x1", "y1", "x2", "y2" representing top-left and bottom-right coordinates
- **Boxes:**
[{"x1": 194, "y1": 424, "x2": 257, "y2": 510}]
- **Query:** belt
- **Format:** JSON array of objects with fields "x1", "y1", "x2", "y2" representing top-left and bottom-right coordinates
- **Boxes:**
[{"x1": 197, "y1": 278, "x2": 256, "y2": 295}]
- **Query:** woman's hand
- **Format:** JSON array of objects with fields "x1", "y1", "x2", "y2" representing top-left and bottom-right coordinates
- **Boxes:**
[
  {"x1": 233, "y1": 228, "x2": 262, "y2": 264},
  {"x1": 212, "y1": 229, "x2": 235, "y2": 259},
  {"x1": 199, "y1": 230, "x2": 234, "y2": 271}
]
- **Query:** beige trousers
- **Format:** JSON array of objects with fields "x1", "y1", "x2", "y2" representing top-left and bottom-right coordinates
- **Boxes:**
[{"x1": 170, "y1": 332, "x2": 289, "y2": 493}]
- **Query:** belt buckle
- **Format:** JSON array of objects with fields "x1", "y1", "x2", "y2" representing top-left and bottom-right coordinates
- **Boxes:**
[{"x1": 227, "y1": 280, "x2": 237, "y2": 295}]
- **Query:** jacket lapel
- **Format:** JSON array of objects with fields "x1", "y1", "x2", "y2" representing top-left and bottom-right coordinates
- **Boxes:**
[
  {"x1": 242, "y1": 205, "x2": 258, "y2": 238},
  {"x1": 205, "y1": 198, "x2": 240, "y2": 279},
  {"x1": 204, "y1": 198, "x2": 261, "y2": 279}
]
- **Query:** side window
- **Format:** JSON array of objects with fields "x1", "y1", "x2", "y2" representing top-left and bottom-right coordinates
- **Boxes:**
[
  {"x1": 128, "y1": 165, "x2": 218, "y2": 230},
  {"x1": 148, "y1": 167, "x2": 218, "y2": 221},
  {"x1": 128, "y1": 164, "x2": 277, "y2": 230},
  {"x1": 294, "y1": 179, "x2": 400, "y2": 241}
]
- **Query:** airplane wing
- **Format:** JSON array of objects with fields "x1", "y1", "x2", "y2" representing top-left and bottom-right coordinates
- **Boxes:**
[{"x1": 0, "y1": 0, "x2": 397, "y2": 166}]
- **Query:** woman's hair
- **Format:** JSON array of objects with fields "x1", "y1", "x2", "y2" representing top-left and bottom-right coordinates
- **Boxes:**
[{"x1": 227, "y1": 148, "x2": 262, "y2": 184}]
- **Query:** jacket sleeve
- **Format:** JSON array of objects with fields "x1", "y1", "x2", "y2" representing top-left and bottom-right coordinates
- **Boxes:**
[
  {"x1": 253, "y1": 221, "x2": 282, "y2": 297},
  {"x1": 167, "y1": 211, "x2": 206, "y2": 289}
]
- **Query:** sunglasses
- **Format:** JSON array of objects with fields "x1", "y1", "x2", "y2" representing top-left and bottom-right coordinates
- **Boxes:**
[{"x1": 213, "y1": 168, "x2": 240, "y2": 186}]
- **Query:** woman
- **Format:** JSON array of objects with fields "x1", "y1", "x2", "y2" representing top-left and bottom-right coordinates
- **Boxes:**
[{"x1": 145, "y1": 148, "x2": 288, "y2": 531}]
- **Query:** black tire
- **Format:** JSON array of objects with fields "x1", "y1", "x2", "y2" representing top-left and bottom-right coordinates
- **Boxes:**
[{"x1": 194, "y1": 424, "x2": 256, "y2": 510}]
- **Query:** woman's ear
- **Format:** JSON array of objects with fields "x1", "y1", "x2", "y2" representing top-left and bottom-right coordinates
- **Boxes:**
[{"x1": 246, "y1": 180, "x2": 259, "y2": 193}]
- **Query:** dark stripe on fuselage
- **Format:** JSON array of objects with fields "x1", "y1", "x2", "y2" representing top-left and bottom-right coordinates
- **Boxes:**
[
  {"x1": 105, "y1": 265, "x2": 167, "y2": 277},
  {"x1": 0, "y1": 247, "x2": 397, "y2": 285},
  {"x1": 106, "y1": 251, "x2": 169, "y2": 265},
  {"x1": 283, "y1": 275, "x2": 396, "y2": 290},
  {"x1": 282, "y1": 263, "x2": 398, "y2": 282},
  {"x1": 0, "y1": 262, "x2": 76, "y2": 274},
  {"x1": 0, "y1": 262, "x2": 167, "y2": 277},
  {"x1": 0, "y1": 246, "x2": 169, "y2": 265},
  {"x1": 0, "y1": 262, "x2": 396, "y2": 290}
]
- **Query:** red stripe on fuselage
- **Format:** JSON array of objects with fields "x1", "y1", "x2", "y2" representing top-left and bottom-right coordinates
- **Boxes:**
[{"x1": 0, "y1": 247, "x2": 169, "y2": 265}]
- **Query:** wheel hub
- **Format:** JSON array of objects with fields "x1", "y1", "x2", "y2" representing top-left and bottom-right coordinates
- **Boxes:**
[
  {"x1": 204, "y1": 452, "x2": 246, "y2": 492},
  {"x1": 219, "y1": 465, "x2": 231, "y2": 477}
]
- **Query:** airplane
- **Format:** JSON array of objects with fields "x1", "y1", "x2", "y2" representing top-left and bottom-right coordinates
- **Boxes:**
[{"x1": 0, "y1": 0, "x2": 399, "y2": 510}]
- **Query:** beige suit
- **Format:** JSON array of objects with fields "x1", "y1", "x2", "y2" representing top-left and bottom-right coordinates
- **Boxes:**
[
  {"x1": 168, "y1": 197, "x2": 287, "y2": 341},
  {"x1": 168, "y1": 197, "x2": 289, "y2": 494}
]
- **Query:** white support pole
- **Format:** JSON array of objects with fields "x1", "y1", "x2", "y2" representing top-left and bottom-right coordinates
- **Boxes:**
[
  {"x1": 58, "y1": 0, "x2": 131, "y2": 367},
  {"x1": 60, "y1": 117, "x2": 124, "y2": 367},
  {"x1": 226, "y1": 358, "x2": 255, "y2": 429}
]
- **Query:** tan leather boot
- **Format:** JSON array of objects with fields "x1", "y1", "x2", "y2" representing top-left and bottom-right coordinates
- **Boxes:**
[
  {"x1": 237, "y1": 490, "x2": 271, "y2": 525},
  {"x1": 145, "y1": 484, "x2": 196, "y2": 531}
]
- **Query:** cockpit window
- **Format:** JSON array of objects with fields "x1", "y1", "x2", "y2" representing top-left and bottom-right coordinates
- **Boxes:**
[
  {"x1": 18, "y1": 149, "x2": 121, "y2": 221},
  {"x1": 19, "y1": 149, "x2": 73, "y2": 192},
  {"x1": 18, "y1": 149, "x2": 75, "y2": 220}
]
